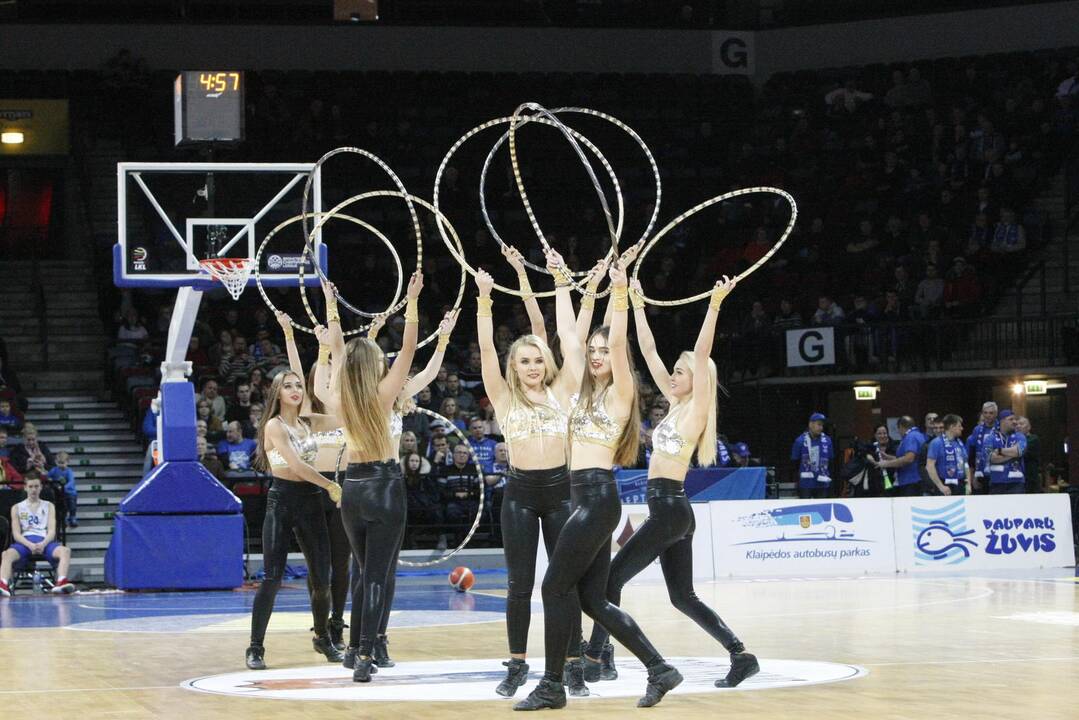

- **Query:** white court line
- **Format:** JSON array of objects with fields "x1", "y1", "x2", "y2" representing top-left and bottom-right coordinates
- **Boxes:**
[{"x1": 862, "y1": 655, "x2": 1079, "y2": 667}]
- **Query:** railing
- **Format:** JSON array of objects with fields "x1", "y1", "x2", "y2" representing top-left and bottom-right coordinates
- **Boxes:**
[
  {"x1": 1065, "y1": 135, "x2": 1079, "y2": 297},
  {"x1": 719, "y1": 314, "x2": 1079, "y2": 382},
  {"x1": 1014, "y1": 260, "x2": 1047, "y2": 319}
]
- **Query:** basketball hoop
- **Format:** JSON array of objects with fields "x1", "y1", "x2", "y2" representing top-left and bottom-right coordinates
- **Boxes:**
[{"x1": 199, "y1": 258, "x2": 253, "y2": 300}]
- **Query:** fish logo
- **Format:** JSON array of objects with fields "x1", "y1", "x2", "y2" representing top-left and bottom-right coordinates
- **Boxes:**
[
  {"x1": 912, "y1": 500, "x2": 977, "y2": 565},
  {"x1": 916, "y1": 521, "x2": 977, "y2": 559}
]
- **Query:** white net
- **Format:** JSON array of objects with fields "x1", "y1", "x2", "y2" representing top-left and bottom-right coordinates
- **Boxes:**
[{"x1": 199, "y1": 258, "x2": 253, "y2": 301}]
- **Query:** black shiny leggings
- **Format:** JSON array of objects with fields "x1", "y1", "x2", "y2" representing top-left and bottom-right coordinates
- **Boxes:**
[
  {"x1": 587, "y1": 477, "x2": 743, "y2": 656},
  {"x1": 500, "y1": 465, "x2": 581, "y2": 656},
  {"x1": 250, "y1": 477, "x2": 331, "y2": 646},
  {"x1": 540, "y1": 468, "x2": 664, "y2": 682},
  {"x1": 297, "y1": 472, "x2": 352, "y2": 622},
  {"x1": 341, "y1": 461, "x2": 406, "y2": 656}
]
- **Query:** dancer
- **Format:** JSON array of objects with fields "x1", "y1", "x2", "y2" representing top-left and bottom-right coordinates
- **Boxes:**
[
  {"x1": 584, "y1": 276, "x2": 759, "y2": 688},
  {"x1": 475, "y1": 248, "x2": 589, "y2": 698},
  {"x1": 329, "y1": 271, "x2": 423, "y2": 683},
  {"x1": 515, "y1": 259, "x2": 682, "y2": 711},
  {"x1": 246, "y1": 369, "x2": 344, "y2": 670},
  {"x1": 338, "y1": 306, "x2": 461, "y2": 670}
]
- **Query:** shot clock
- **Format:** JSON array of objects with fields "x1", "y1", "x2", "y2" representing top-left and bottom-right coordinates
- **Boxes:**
[{"x1": 174, "y1": 71, "x2": 245, "y2": 145}]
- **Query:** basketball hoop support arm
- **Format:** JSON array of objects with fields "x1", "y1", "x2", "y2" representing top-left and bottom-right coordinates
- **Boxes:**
[{"x1": 161, "y1": 285, "x2": 203, "y2": 383}]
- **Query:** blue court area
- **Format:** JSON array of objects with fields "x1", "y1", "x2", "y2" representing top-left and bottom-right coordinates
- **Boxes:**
[{"x1": 0, "y1": 572, "x2": 515, "y2": 632}]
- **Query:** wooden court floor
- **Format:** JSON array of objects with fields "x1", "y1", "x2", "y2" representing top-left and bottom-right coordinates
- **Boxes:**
[{"x1": 2, "y1": 571, "x2": 1077, "y2": 719}]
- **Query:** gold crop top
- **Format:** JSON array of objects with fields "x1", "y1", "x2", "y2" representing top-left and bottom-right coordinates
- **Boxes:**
[
  {"x1": 389, "y1": 411, "x2": 403, "y2": 440},
  {"x1": 652, "y1": 410, "x2": 694, "y2": 466},
  {"x1": 502, "y1": 387, "x2": 568, "y2": 443},
  {"x1": 313, "y1": 427, "x2": 345, "y2": 448},
  {"x1": 569, "y1": 391, "x2": 622, "y2": 450},
  {"x1": 267, "y1": 419, "x2": 319, "y2": 468}
]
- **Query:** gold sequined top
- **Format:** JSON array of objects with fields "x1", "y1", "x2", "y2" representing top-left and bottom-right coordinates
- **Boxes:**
[
  {"x1": 267, "y1": 419, "x2": 319, "y2": 468},
  {"x1": 569, "y1": 391, "x2": 622, "y2": 450},
  {"x1": 652, "y1": 410, "x2": 694, "y2": 466},
  {"x1": 502, "y1": 387, "x2": 568, "y2": 443},
  {"x1": 312, "y1": 427, "x2": 345, "y2": 448},
  {"x1": 389, "y1": 410, "x2": 403, "y2": 440}
]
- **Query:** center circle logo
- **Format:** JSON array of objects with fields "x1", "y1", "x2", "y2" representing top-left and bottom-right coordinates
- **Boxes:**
[{"x1": 184, "y1": 657, "x2": 865, "y2": 702}]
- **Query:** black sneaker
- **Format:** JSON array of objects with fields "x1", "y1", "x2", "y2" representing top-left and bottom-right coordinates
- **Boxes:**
[
  {"x1": 715, "y1": 652, "x2": 760, "y2": 688},
  {"x1": 637, "y1": 663, "x2": 683, "y2": 708},
  {"x1": 313, "y1": 634, "x2": 344, "y2": 663},
  {"x1": 582, "y1": 655, "x2": 602, "y2": 683},
  {"x1": 328, "y1": 617, "x2": 347, "y2": 652},
  {"x1": 373, "y1": 635, "x2": 395, "y2": 667},
  {"x1": 562, "y1": 658, "x2": 589, "y2": 697},
  {"x1": 352, "y1": 657, "x2": 375, "y2": 683},
  {"x1": 599, "y1": 643, "x2": 618, "y2": 680},
  {"x1": 343, "y1": 646, "x2": 358, "y2": 669},
  {"x1": 513, "y1": 678, "x2": 566, "y2": 711},
  {"x1": 245, "y1": 645, "x2": 266, "y2": 670},
  {"x1": 495, "y1": 658, "x2": 529, "y2": 697}
]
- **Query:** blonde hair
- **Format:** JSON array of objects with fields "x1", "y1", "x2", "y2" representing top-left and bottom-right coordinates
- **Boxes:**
[
  {"x1": 503, "y1": 334, "x2": 559, "y2": 412},
  {"x1": 673, "y1": 351, "x2": 718, "y2": 467},
  {"x1": 576, "y1": 326, "x2": 640, "y2": 467},
  {"x1": 339, "y1": 337, "x2": 394, "y2": 460},
  {"x1": 255, "y1": 370, "x2": 308, "y2": 472}
]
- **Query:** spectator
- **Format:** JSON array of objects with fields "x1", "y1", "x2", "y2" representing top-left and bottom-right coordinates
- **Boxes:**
[
  {"x1": 428, "y1": 434, "x2": 451, "y2": 468},
  {"x1": 438, "y1": 444, "x2": 480, "y2": 545},
  {"x1": 0, "y1": 474, "x2": 76, "y2": 596},
  {"x1": 219, "y1": 336, "x2": 256, "y2": 384},
  {"x1": 0, "y1": 427, "x2": 9, "y2": 458},
  {"x1": 966, "y1": 213, "x2": 992, "y2": 259},
  {"x1": 0, "y1": 450, "x2": 22, "y2": 490},
  {"x1": 117, "y1": 308, "x2": 149, "y2": 343},
  {"x1": 226, "y1": 380, "x2": 255, "y2": 424},
  {"x1": 402, "y1": 451, "x2": 444, "y2": 547},
  {"x1": 10, "y1": 423, "x2": 53, "y2": 475},
  {"x1": 197, "y1": 400, "x2": 225, "y2": 443},
  {"x1": 0, "y1": 355, "x2": 25, "y2": 412},
  {"x1": 197, "y1": 379, "x2": 227, "y2": 421},
  {"x1": 772, "y1": 298, "x2": 802, "y2": 328},
  {"x1": 243, "y1": 403, "x2": 263, "y2": 440},
  {"x1": 906, "y1": 67, "x2": 933, "y2": 106},
  {"x1": 730, "y1": 443, "x2": 752, "y2": 467},
  {"x1": 459, "y1": 351, "x2": 484, "y2": 390},
  {"x1": 46, "y1": 451, "x2": 78, "y2": 528},
  {"x1": 863, "y1": 425, "x2": 898, "y2": 496},
  {"x1": 990, "y1": 207, "x2": 1027, "y2": 254},
  {"x1": 812, "y1": 295, "x2": 845, "y2": 325},
  {"x1": 925, "y1": 414, "x2": 971, "y2": 496},
  {"x1": 966, "y1": 401, "x2": 999, "y2": 493},
  {"x1": 917, "y1": 413, "x2": 942, "y2": 495},
  {"x1": 943, "y1": 256, "x2": 981, "y2": 316},
  {"x1": 845, "y1": 219, "x2": 880, "y2": 256},
  {"x1": 825, "y1": 79, "x2": 873, "y2": 114},
  {"x1": 216, "y1": 421, "x2": 258, "y2": 472},
  {"x1": 893, "y1": 266, "x2": 915, "y2": 307},
  {"x1": 0, "y1": 398, "x2": 22, "y2": 434},
  {"x1": 141, "y1": 402, "x2": 158, "y2": 440},
  {"x1": 186, "y1": 335, "x2": 210, "y2": 368},
  {"x1": 914, "y1": 264, "x2": 945, "y2": 317},
  {"x1": 873, "y1": 415, "x2": 926, "y2": 497},
  {"x1": 791, "y1": 412, "x2": 833, "y2": 499},
  {"x1": 248, "y1": 367, "x2": 267, "y2": 404},
  {"x1": 196, "y1": 436, "x2": 227, "y2": 483},
  {"x1": 985, "y1": 410, "x2": 1026, "y2": 495},
  {"x1": 444, "y1": 373, "x2": 476, "y2": 414},
  {"x1": 438, "y1": 397, "x2": 467, "y2": 433},
  {"x1": 475, "y1": 398, "x2": 501, "y2": 438},
  {"x1": 1016, "y1": 416, "x2": 1040, "y2": 493},
  {"x1": 466, "y1": 418, "x2": 497, "y2": 474}
]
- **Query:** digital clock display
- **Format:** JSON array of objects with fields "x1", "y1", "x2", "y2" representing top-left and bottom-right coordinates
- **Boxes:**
[{"x1": 174, "y1": 71, "x2": 245, "y2": 145}]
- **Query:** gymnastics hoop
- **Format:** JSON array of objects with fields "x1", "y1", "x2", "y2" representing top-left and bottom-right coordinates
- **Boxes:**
[
  {"x1": 252, "y1": 211, "x2": 404, "y2": 336},
  {"x1": 477, "y1": 110, "x2": 621, "y2": 299},
  {"x1": 296, "y1": 191, "x2": 468, "y2": 354},
  {"x1": 331, "y1": 407, "x2": 485, "y2": 568},
  {"x1": 434, "y1": 108, "x2": 662, "y2": 297},
  {"x1": 506, "y1": 102, "x2": 622, "y2": 291},
  {"x1": 631, "y1": 186, "x2": 799, "y2": 307},
  {"x1": 299, "y1": 146, "x2": 423, "y2": 319}
]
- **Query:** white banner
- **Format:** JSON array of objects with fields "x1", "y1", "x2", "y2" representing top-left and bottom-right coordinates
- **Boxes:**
[
  {"x1": 710, "y1": 499, "x2": 895, "y2": 576},
  {"x1": 533, "y1": 502, "x2": 715, "y2": 596},
  {"x1": 893, "y1": 494, "x2": 1076, "y2": 572},
  {"x1": 785, "y1": 327, "x2": 835, "y2": 367}
]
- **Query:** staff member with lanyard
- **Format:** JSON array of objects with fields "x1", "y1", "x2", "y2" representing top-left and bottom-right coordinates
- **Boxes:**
[
  {"x1": 985, "y1": 410, "x2": 1026, "y2": 494},
  {"x1": 791, "y1": 413, "x2": 832, "y2": 499},
  {"x1": 925, "y1": 414, "x2": 971, "y2": 496},
  {"x1": 873, "y1": 416, "x2": 926, "y2": 497},
  {"x1": 966, "y1": 401, "x2": 997, "y2": 493}
]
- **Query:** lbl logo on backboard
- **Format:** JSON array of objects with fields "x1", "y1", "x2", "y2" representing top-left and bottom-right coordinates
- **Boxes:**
[{"x1": 912, "y1": 500, "x2": 977, "y2": 565}]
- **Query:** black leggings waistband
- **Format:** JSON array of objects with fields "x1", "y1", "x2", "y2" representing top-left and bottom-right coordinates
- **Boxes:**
[
  {"x1": 508, "y1": 465, "x2": 570, "y2": 487},
  {"x1": 345, "y1": 461, "x2": 399, "y2": 482},
  {"x1": 570, "y1": 467, "x2": 615, "y2": 487},
  {"x1": 647, "y1": 477, "x2": 687, "y2": 498},
  {"x1": 269, "y1": 477, "x2": 323, "y2": 495}
]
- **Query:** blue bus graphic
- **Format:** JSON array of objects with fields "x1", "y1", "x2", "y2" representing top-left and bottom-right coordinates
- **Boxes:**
[{"x1": 735, "y1": 503, "x2": 869, "y2": 545}]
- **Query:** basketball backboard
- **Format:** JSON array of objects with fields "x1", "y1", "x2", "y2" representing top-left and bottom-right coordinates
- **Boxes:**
[{"x1": 113, "y1": 162, "x2": 327, "y2": 290}]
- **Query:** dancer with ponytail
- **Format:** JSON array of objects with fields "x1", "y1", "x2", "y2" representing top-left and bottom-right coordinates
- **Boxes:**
[
  {"x1": 584, "y1": 276, "x2": 759, "y2": 688},
  {"x1": 515, "y1": 259, "x2": 681, "y2": 711},
  {"x1": 475, "y1": 246, "x2": 588, "y2": 698},
  {"x1": 329, "y1": 271, "x2": 424, "y2": 683}
]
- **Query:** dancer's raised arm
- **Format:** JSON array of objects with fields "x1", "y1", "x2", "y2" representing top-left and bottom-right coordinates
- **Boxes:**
[
  {"x1": 378, "y1": 271, "x2": 423, "y2": 409},
  {"x1": 574, "y1": 258, "x2": 608, "y2": 346},
  {"x1": 690, "y1": 277, "x2": 735, "y2": 426},
  {"x1": 629, "y1": 278, "x2": 673, "y2": 404},
  {"x1": 502, "y1": 245, "x2": 546, "y2": 345},
  {"x1": 546, "y1": 249, "x2": 585, "y2": 395},
  {"x1": 401, "y1": 309, "x2": 460, "y2": 397},
  {"x1": 606, "y1": 261, "x2": 634, "y2": 406},
  {"x1": 475, "y1": 269, "x2": 511, "y2": 410}
]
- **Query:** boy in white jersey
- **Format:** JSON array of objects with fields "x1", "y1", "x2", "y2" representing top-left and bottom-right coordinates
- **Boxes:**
[{"x1": 0, "y1": 474, "x2": 75, "y2": 595}]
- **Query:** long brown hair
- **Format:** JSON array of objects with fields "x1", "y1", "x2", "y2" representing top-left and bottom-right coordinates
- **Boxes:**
[
  {"x1": 576, "y1": 326, "x2": 640, "y2": 467},
  {"x1": 255, "y1": 370, "x2": 309, "y2": 472},
  {"x1": 339, "y1": 337, "x2": 394, "y2": 460}
]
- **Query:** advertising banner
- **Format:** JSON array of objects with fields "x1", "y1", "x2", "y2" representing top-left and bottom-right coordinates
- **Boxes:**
[
  {"x1": 711, "y1": 499, "x2": 895, "y2": 576},
  {"x1": 893, "y1": 494, "x2": 1075, "y2": 572}
]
